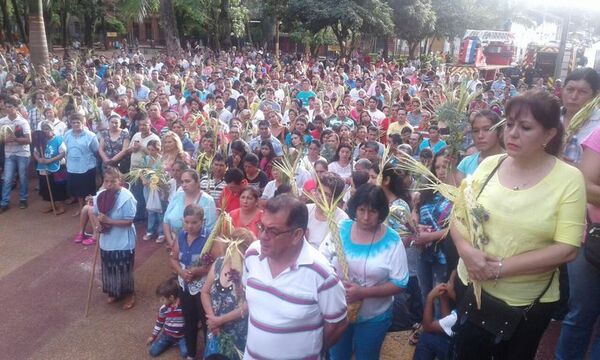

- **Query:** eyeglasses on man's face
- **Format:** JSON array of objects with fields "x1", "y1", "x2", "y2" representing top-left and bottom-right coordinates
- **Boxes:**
[{"x1": 256, "y1": 222, "x2": 297, "y2": 239}]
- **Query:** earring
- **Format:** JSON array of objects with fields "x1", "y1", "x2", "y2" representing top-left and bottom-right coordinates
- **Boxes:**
[{"x1": 543, "y1": 143, "x2": 547, "y2": 149}]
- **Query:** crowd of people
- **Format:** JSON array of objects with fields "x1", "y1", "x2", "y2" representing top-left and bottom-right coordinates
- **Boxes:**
[{"x1": 1, "y1": 44, "x2": 600, "y2": 360}]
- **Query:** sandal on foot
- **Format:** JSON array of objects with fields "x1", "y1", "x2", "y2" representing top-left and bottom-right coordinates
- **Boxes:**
[
  {"x1": 82, "y1": 237, "x2": 96, "y2": 246},
  {"x1": 122, "y1": 295, "x2": 136, "y2": 310},
  {"x1": 74, "y1": 233, "x2": 88, "y2": 243}
]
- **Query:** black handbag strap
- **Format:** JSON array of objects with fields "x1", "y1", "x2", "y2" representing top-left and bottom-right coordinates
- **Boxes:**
[
  {"x1": 530, "y1": 271, "x2": 556, "y2": 309},
  {"x1": 476, "y1": 155, "x2": 508, "y2": 199}
]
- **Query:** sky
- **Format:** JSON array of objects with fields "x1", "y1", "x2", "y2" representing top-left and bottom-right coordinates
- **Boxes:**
[{"x1": 525, "y1": 0, "x2": 600, "y2": 12}]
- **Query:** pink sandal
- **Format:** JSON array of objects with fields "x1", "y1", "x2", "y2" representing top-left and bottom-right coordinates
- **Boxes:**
[
  {"x1": 74, "y1": 233, "x2": 88, "y2": 243},
  {"x1": 82, "y1": 237, "x2": 96, "y2": 246}
]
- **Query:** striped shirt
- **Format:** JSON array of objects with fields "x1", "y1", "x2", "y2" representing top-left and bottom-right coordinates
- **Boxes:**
[
  {"x1": 151, "y1": 303, "x2": 185, "y2": 339},
  {"x1": 242, "y1": 240, "x2": 347, "y2": 360},
  {"x1": 200, "y1": 176, "x2": 226, "y2": 208}
]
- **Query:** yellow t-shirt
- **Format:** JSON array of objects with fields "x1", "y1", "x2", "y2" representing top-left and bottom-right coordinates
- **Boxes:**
[
  {"x1": 387, "y1": 121, "x2": 413, "y2": 137},
  {"x1": 457, "y1": 154, "x2": 586, "y2": 306}
]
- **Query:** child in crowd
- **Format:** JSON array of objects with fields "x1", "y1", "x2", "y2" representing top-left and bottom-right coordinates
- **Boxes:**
[
  {"x1": 412, "y1": 271, "x2": 457, "y2": 360},
  {"x1": 201, "y1": 229, "x2": 255, "y2": 360},
  {"x1": 73, "y1": 195, "x2": 100, "y2": 245},
  {"x1": 147, "y1": 277, "x2": 187, "y2": 358},
  {"x1": 258, "y1": 140, "x2": 275, "y2": 180},
  {"x1": 143, "y1": 140, "x2": 166, "y2": 242}
]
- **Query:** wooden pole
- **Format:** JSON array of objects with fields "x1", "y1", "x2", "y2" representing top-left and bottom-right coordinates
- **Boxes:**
[
  {"x1": 84, "y1": 236, "x2": 101, "y2": 317},
  {"x1": 44, "y1": 173, "x2": 57, "y2": 215}
]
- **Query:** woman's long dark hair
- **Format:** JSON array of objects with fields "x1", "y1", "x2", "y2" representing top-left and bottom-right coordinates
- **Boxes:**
[
  {"x1": 418, "y1": 147, "x2": 448, "y2": 209},
  {"x1": 259, "y1": 140, "x2": 275, "y2": 161},
  {"x1": 332, "y1": 143, "x2": 353, "y2": 163},
  {"x1": 235, "y1": 96, "x2": 248, "y2": 113},
  {"x1": 382, "y1": 163, "x2": 411, "y2": 205}
]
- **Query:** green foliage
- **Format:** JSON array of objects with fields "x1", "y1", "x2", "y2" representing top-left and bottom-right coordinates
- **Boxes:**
[
  {"x1": 288, "y1": 0, "x2": 393, "y2": 57},
  {"x1": 119, "y1": 0, "x2": 159, "y2": 22},
  {"x1": 105, "y1": 17, "x2": 127, "y2": 36},
  {"x1": 388, "y1": 0, "x2": 435, "y2": 44},
  {"x1": 431, "y1": 0, "x2": 475, "y2": 39},
  {"x1": 229, "y1": 0, "x2": 249, "y2": 37}
]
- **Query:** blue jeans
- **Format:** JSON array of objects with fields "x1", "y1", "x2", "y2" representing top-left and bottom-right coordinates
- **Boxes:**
[
  {"x1": 556, "y1": 250, "x2": 600, "y2": 360},
  {"x1": 413, "y1": 332, "x2": 451, "y2": 360},
  {"x1": 329, "y1": 316, "x2": 392, "y2": 360},
  {"x1": 149, "y1": 333, "x2": 187, "y2": 358},
  {"x1": 147, "y1": 210, "x2": 164, "y2": 236},
  {"x1": 417, "y1": 251, "x2": 447, "y2": 305},
  {"x1": 131, "y1": 180, "x2": 146, "y2": 222},
  {"x1": 1, "y1": 155, "x2": 29, "y2": 206}
]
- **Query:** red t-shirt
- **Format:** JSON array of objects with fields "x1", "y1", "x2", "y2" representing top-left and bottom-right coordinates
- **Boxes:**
[
  {"x1": 311, "y1": 129, "x2": 322, "y2": 140},
  {"x1": 380, "y1": 117, "x2": 392, "y2": 144},
  {"x1": 151, "y1": 116, "x2": 167, "y2": 133},
  {"x1": 114, "y1": 106, "x2": 128, "y2": 118},
  {"x1": 221, "y1": 187, "x2": 241, "y2": 213},
  {"x1": 230, "y1": 208, "x2": 263, "y2": 238}
]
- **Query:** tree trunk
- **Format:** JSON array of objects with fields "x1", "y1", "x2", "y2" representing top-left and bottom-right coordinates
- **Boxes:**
[
  {"x1": 274, "y1": 17, "x2": 280, "y2": 59},
  {"x1": 349, "y1": 31, "x2": 358, "y2": 58},
  {"x1": 213, "y1": 13, "x2": 221, "y2": 50},
  {"x1": 10, "y1": 0, "x2": 27, "y2": 42},
  {"x1": 0, "y1": 0, "x2": 13, "y2": 43},
  {"x1": 174, "y1": 6, "x2": 186, "y2": 47},
  {"x1": 158, "y1": 0, "x2": 181, "y2": 54},
  {"x1": 61, "y1": 5, "x2": 68, "y2": 48},
  {"x1": 408, "y1": 41, "x2": 419, "y2": 59},
  {"x1": 246, "y1": 21, "x2": 252, "y2": 46},
  {"x1": 332, "y1": 25, "x2": 348, "y2": 59},
  {"x1": 23, "y1": 0, "x2": 29, "y2": 35},
  {"x1": 382, "y1": 36, "x2": 389, "y2": 60},
  {"x1": 310, "y1": 43, "x2": 319, "y2": 58},
  {"x1": 427, "y1": 37, "x2": 434, "y2": 54},
  {"x1": 220, "y1": 0, "x2": 231, "y2": 49},
  {"x1": 43, "y1": 4, "x2": 52, "y2": 50},
  {"x1": 83, "y1": 14, "x2": 94, "y2": 48},
  {"x1": 28, "y1": 0, "x2": 49, "y2": 68}
]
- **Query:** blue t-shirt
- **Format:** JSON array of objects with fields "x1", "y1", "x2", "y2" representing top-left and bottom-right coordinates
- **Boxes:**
[
  {"x1": 163, "y1": 191, "x2": 217, "y2": 233},
  {"x1": 296, "y1": 91, "x2": 317, "y2": 107},
  {"x1": 419, "y1": 139, "x2": 447, "y2": 155},
  {"x1": 457, "y1": 152, "x2": 481, "y2": 177}
]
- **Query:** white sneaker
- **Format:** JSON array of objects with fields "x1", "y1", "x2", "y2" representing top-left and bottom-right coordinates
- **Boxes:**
[
  {"x1": 143, "y1": 233, "x2": 154, "y2": 241},
  {"x1": 156, "y1": 235, "x2": 165, "y2": 243}
]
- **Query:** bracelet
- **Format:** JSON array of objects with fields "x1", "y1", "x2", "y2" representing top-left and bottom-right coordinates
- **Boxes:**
[{"x1": 494, "y1": 259, "x2": 504, "y2": 285}]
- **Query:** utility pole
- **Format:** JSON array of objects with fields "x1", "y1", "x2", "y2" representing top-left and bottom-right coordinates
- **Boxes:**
[{"x1": 554, "y1": 10, "x2": 571, "y2": 80}]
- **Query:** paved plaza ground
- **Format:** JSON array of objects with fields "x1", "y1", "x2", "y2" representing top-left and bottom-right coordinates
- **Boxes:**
[{"x1": 0, "y1": 180, "x2": 559, "y2": 359}]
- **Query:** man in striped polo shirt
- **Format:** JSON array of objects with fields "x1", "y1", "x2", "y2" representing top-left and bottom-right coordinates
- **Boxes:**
[{"x1": 243, "y1": 195, "x2": 348, "y2": 359}]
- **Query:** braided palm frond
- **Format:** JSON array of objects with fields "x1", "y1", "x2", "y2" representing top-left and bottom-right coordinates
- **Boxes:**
[{"x1": 565, "y1": 95, "x2": 600, "y2": 143}]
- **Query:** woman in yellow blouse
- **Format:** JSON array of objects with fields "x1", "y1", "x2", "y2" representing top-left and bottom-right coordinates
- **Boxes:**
[{"x1": 450, "y1": 90, "x2": 586, "y2": 359}]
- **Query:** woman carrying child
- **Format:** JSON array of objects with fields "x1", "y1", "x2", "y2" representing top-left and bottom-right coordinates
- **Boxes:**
[{"x1": 201, "y1": 228, "x2": 254, "y2": 359}]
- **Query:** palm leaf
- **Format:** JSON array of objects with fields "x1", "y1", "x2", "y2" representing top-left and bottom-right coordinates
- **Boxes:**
[
  {"x1": 200, "y1": 211, "x2": 233, "y2": 257},
  {"x1": 272, "y1": 148, "x2": 301, "y2": 197},
  {"x1": 434, "y1": 84, "x2": 480, "y2": 156},
  {"x1": 565, "y1": 95, "x2": 600, "y2": 143},
  {"x1": 0, "y1": 125, "x2": 14, "y2": 142}
]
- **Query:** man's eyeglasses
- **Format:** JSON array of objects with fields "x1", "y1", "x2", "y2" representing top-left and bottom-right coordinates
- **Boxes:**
[{"x1": 256, "y1": 222, "x2": 297, "y2": 238}]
